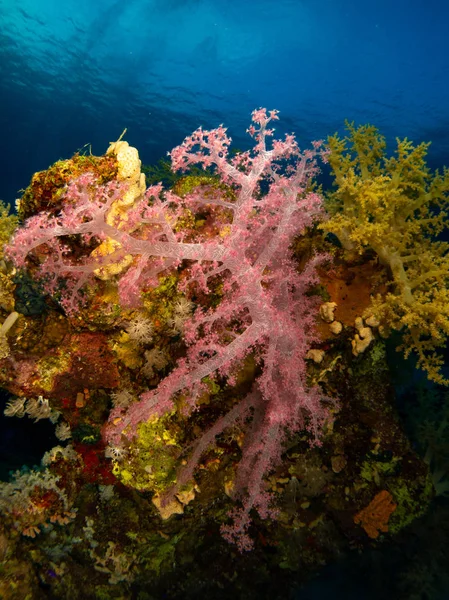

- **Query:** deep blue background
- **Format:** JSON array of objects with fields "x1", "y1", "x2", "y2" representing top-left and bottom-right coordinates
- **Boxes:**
[{"x1": 1, "y1": 0, "x2": 449, "y2": 206}]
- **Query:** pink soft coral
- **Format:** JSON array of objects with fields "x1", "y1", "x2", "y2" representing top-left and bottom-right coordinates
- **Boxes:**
[{"x1": 8, "y1": 109, "x2": 334, "y2": 550}]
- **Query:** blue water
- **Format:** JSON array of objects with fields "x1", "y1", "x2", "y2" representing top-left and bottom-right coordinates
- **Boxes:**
[{"x1": 1, "y1": 0, "x2": 448, "y2": 206}]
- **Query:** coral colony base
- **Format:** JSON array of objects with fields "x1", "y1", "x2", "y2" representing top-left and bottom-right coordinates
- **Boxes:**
[{"x1": 0, "y1": 109, "x2": 447, "y2": 597}]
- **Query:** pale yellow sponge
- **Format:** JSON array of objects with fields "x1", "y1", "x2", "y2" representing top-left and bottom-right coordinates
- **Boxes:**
[
  {"x1": 94, "y1": 135, "x2": 146, "y2": 280},
  {"x1": 108, "y1": 140, "x2": 141, "y2": 180},
  {"x1": 106, "y1": 138, "x2": 146, "y2": 211}
]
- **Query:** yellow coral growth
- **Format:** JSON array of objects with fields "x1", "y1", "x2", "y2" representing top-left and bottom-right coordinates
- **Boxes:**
[{"x1": 322, "y1": 122, "x2": 449, "y2": 383}]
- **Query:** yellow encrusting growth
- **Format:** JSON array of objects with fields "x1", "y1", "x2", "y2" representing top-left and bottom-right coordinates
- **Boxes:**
[
  {"x1": 322, "y1": 122, "x2": 449, "y2": 384},
  {"x1": 106, "y1": 134, "x2": 146, "y2": 217},
  {"x1": 93, "y1": 134, "x2": 146, "y2": 280},
  {"x1": 112, "y1": 413, "x2": 183, "y2": 494}
]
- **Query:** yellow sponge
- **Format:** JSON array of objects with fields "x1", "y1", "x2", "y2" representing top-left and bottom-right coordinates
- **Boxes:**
[{"x1": 94, "y1": 137, "x2": 146, "y2": 280}]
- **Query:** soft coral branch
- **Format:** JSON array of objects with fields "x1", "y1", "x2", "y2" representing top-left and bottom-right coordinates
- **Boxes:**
[{"x1": 8, "y1": 109, "x2": 333, "y2": 550}]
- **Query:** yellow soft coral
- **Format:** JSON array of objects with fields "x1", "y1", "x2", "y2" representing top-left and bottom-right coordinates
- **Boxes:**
[{"x1": 322, "y1": 122, "x2": 449, "y2": 383}]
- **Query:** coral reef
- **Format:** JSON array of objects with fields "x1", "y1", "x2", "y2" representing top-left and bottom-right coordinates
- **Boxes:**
[{"x1": 0, "y1": 111, "x2": 445, "y2": 598}]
